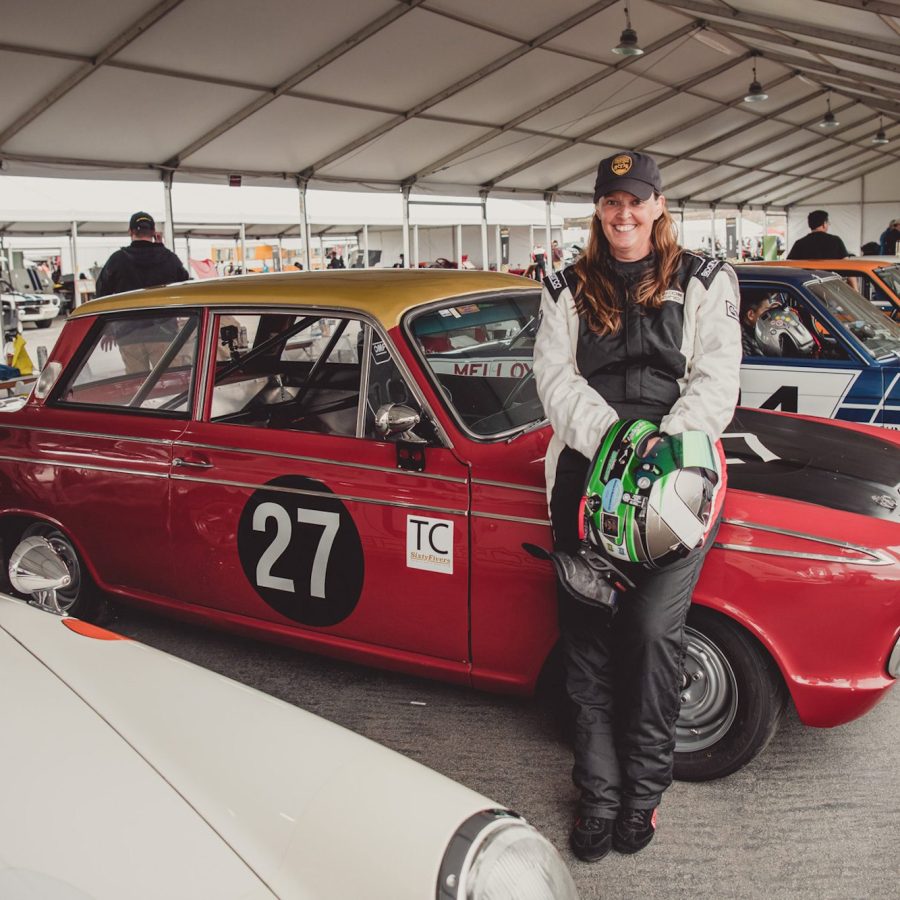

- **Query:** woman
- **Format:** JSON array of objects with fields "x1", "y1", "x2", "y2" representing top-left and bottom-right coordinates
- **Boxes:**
[{"x1": 533, "y1": 151, "x2": 741, "y2": 862}]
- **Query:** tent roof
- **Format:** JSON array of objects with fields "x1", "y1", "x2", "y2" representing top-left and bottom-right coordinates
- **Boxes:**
[{"x1": 1, "y1": 0, "x2": 898, "y2": 207}]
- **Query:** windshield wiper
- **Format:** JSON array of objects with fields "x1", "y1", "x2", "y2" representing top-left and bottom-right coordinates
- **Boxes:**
[{"x1": 506, "y1": 417, "x2": 548, "y2": 443}]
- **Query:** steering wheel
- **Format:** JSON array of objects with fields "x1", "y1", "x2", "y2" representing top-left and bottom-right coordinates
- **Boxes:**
[{"x1": 499, "y1": 368, "x2": 537, "y2": 413}]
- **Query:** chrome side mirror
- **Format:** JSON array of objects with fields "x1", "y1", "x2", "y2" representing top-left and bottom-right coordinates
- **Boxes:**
[
  {"x1": 9, "y1": 536, "x2": 72, "y2": 615},
  {"x1": 374, "y1": 403, "x2": 424, "y2": 442}
]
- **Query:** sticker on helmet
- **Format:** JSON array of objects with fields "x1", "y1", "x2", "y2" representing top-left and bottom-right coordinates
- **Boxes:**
[{"x1": 237, "y1": 475, "x2": 364, "y2": 626}]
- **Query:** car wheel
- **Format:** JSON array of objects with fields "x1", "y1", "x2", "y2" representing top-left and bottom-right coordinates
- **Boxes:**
[
  {"x1": 674, "y1": 607, "x2": 787, "y2": 781},
  {"x1": 17, "y1": 523, "x2": 104, "y2": 620}
]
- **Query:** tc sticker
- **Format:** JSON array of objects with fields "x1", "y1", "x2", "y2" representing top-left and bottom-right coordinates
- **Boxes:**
[
  {"x1": 237, "y1": 475, "x2": 364, "y2": 626},
  {"x1": 407, "y1": 515, "x2": 453, "y2": 574}
]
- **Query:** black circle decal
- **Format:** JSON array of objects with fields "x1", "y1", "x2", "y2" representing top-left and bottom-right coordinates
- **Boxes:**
[{"x1": 237, "y1": 475, "x2": 364, "y2": 627}]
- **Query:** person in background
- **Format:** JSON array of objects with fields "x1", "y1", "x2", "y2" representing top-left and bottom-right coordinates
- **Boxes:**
[
  {"x1": 95, "y1": 212, "x2": 188, "y2": 298},
  {"x1": 739, "y1": 291, "x2": 777, "y2": 356},
  {"x1": 327, "y1": 250, "x2": 346, "y2": 269},
  {"x1": 533, "y1": 150, "x2": 741, "y2": 863},
  {"x1": 532, "y1": 242, "x2": 547, "y2": 278},
  {"x1": 861, "y1": 242, "x2": 881, "y2": 256},
  {"x1": 552, "y1": 239, "x2": 564, "y2": 271},
  {"x1": 787, "y1": 210, "x2": 848, "y2": 259},
  {"x1": 879, "y1": 219, "x2": 900, "y2": 255}
]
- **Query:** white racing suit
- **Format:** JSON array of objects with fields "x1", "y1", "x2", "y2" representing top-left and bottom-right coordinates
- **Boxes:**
[{"x1": 533, "y1": 253, "x2": 741, "y2": 819}]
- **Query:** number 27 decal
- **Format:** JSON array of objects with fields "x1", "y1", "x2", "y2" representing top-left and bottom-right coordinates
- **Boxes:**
[{"x1": 253, "y1": 501, "x2": 340, "y2": 597}]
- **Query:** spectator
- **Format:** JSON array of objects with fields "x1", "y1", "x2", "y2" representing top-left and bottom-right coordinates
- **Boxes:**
[
  {"x1": 551, "y1": 239, "x2": 563, "y2": 270},
  {"x1": 879, "y1": 219, "x2": 900, "y2": 255},
  {"x1": 95, "y1": 212, "x2": 189, "y2": 298},
  {"x1": 327, "y1": 250, "x2": 346, "y2": 269},
  {"x1": 787, "y1": 210, "x2": 848, "y2": 259},
  {"x1": 861, "y1": 241, "x2": 881, "y2": 256},
  {"x1": 532, "y1": 242, "x2": 547, "y2": 278}
]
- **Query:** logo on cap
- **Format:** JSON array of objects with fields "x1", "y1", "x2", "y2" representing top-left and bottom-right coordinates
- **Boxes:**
[{"x1": 611, "y1": 155, "x2": 633, "y2": 176}]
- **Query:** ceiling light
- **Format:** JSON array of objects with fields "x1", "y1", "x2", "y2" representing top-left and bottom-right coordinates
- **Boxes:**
[
  {"x1": 613, "y1": 4, "x2": 643, "y2": 56},
  {"x1": 744, "y1": 55, "x2": 768, "y2": 103},
  {"x1": 872, "y1": 115, "x2": 889, "y2": 145},
  {"x1": 818, "y1": 96, "x2": 839, "y2": 129}
]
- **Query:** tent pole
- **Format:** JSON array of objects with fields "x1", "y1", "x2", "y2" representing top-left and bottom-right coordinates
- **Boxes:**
[
  {"x1": 495, "y1": 225, "x2": 501, "y2": 273},
  {"x1": 70, "y1": 221, "x2": 81, "y2": 309},
  {"x1": 240, "y1": 223, "x2": 247, "y2": 274},
  {"x1": 544, "y1": 192, "x2": 553, "y2": 271},
  {"x1": 296, "y1": 175, "x2": 311, "y2": 270},
  {"x1": 412, "y1": 225, "x2": 419, "y2": 269},
  {"x1": 162, "y1": 171, "x2": 175, "y2": 251},
  {"x1": 480, "y1": 190, "x2": 489, "y2": 271},
  {"x1": 455, "y1": 223, "x2": 462, "y2": 269},
  {"x1": 736, "y1": 205, "x2": 743, "y2": 261},
  {"x1": 185, "y1": 235, "x2": 191, "y2": 273},
  {"x1": 401, "y1": 184, "x2": 411, "y2": 269},
  {"x1": 709, "y1": 205, "x2": 716, "y2": 257},
  {"x1": 363, "y1": 224, "x2": 369, "y2": 269}
]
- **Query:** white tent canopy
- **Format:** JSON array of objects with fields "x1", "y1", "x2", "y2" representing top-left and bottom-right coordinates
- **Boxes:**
[{"x1": 1, "y1": 0, "x2": 898, "y2": 211}]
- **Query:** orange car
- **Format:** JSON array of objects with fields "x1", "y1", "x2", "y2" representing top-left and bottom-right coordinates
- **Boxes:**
[{"x1": 759, "y1": 258, "x2": 900, "y2": 320}]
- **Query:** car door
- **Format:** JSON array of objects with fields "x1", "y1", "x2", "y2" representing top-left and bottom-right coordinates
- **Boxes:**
[
  {"x1": 170, "y1": 309, "x2": 471, "y2": 664},
  {"x1": 29, "y1": 309, "x2": 200, "y2": 598},
  {"x1": 737, "y1": 281, "x2": 878, "y2": 421}
]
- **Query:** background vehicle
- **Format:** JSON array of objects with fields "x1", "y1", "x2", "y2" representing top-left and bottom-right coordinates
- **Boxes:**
[
  {"x1": 759, "y1": 259, "x2": 900, "y2": 320},
  {"x1": 0, "y1": 270, "x2": 897, "y2": 784},
  {"x1": 736, "y1": 266, "x2": 900, "y2": 427},
  {"x1": 0, "y1": 278, "x2": 60, "y2": 328},
  {"x1": 0, "y1": 588, "x2": 576, "y2": 900}
]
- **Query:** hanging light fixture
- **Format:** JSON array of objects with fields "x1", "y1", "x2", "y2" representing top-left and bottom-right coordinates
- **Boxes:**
[
  {"x1": 743, "y1": 54, "x2": 768, "y2": 103},
  {"x1": 612, "y1": 3, "x2": 643, "y2": 56},
  {"x1": 818, "y1": 95, "x2": 839, "y2": 129},
  {"x1": 872, "y1": 115, "x2": 889, "y2": 145}
]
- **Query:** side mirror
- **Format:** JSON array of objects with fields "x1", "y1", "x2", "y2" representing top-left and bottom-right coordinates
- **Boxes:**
[
  {"x1": 374, "y1": 403, "x2": 423, "y2": 440},
  {"x1": 9, "y1": 536, "x2": 72, "y2": 615}
]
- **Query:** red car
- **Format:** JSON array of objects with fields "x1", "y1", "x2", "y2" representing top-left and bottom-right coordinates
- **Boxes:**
[{"x1": 2, "y1": 270, "x2": 898, "y2": 781}]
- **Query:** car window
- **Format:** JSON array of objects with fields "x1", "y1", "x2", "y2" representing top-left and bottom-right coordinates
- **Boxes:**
[
  {"x1": 55, "y1": 312, "x2": 198, "y2": 414},
  {"x1": 806, "y1": 277, "x2": 900, "y2": 360},
  {"x1": 211, "y1": 312, "x2": 436, "y2": 443},
  {"x1": 408, "y1": 291, "x2": 543, "y2": 438}
]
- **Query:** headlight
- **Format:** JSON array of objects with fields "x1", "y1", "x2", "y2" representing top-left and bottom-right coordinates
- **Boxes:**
[{"x1": 437, "y1": 811, "x2": 578, "y2": 900}]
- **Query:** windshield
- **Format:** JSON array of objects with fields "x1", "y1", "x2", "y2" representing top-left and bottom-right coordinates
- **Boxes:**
[
  {"x1": 876, "y1": 265, "x2": 900, "y2": 298},
  {"x1": 806, "y1": 276, "x2": 900, "y2": 360},
  {"x1": 408, "y1": 291, "x2": 544, "y2": 438}
]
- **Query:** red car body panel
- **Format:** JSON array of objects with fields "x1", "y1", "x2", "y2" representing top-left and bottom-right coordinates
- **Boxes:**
[{"x1": 0, "y1": 295, "x2": 897, "y2": 735}]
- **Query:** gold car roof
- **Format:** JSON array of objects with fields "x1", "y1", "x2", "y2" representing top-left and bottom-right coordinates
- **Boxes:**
[{"x1": 71, "y1": 269, "x2": 537, "y2": 329}]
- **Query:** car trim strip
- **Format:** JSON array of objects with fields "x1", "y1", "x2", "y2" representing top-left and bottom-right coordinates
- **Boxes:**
[
  {"x1": 471, "y1": 478, "x2": 546, "y2": 494},
  {"x1": 0, "y1": 453, "x2": 168, "y2": 479},
  {"x1": 0, "y1": 423, "x2": 176, "y2": 445},
  {"x1": 170, "y1": 473, "x2": 467, "y2": 516},
  {"x1": 175, "y1": 440, "x2": 468, "y2": 483},
  {"x1": 717, "y1": 518, "x2": 893, "y2": 566},
  {"x1": 472, "y1": 510, "x2": 551, "y2": 526}
]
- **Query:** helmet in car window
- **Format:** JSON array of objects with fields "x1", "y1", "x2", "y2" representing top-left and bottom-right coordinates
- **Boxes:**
[
  {"x1": 754, "y1": 305, "x2": 815, "y2": 357},
  {"x1": 583, "y1": 419, "x2": 720, "y2": 569}
]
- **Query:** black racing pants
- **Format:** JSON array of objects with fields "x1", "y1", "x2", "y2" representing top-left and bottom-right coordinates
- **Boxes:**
[{"x1": 550, "y1": 446, "x2": 718, "y2": 819}]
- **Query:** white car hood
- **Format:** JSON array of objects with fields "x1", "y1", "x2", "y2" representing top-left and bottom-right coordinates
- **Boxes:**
[{"x1": 0, "y1": 597, "x2": 495, "y2": 899}]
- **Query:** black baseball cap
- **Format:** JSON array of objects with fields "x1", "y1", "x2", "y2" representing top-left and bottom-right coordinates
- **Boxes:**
[
  {"x1": 593, "y1": 152, "x2": 662, "y2": 203},
  {"x1": 129, "y1": 211, "x2": 155, "y2": 232}
]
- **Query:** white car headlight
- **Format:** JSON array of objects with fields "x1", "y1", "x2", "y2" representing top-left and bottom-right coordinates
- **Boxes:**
[{"x1": 438, "y1": 811, "x2": 578, "y2": 900}]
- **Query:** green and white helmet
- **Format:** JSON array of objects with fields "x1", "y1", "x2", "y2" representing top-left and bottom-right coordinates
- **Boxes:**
[{"x1": 582, "y1": 419, "x2": 720, "y2": 569}]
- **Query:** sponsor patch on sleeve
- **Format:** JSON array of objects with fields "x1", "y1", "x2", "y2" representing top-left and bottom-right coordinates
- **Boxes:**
[
  {"x1": 725, "y1": 299, "x2": 739, "y2": 320},
  {"x1": 542, "y1": 269, "x2": 568, "y2": 303},
  {"x1": 662, "y1": 289, "x2": 684, "y2": 304}
]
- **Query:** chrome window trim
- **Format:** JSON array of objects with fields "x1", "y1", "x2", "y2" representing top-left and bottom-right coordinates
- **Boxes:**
[
  {"x1": 472, "y1": 478, "x2": 546, "y2": 494},
  {"x1": 401, "y1": 288, "x2": 545, "y2": 444},
  {"x1": 356, "y1": 323, "x2": 373, "y2": 438},
  {"x1": 472, "y1": 510, "x2": 550, "y2": 527},
  {"x1": 175, "y1": 440, "x2": 468, "y2": 483},
  {"x1": 0, "y1": 453, "x2": 168, "y2": 479},
  {"x1": 170, "y1": 473, "x2": 467, "y2": 516},
  {"x1": 200, "y1": 305, "x2": 454, "y2": 449},
  {"x1": 716, "y1": 518, "x2": 894, "y2": 566},
  {"x1": 194, "y1": 307, "x2": 214, "y2": 421}
]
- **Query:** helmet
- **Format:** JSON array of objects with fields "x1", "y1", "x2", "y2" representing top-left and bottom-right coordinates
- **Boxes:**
[
  {"x1": 582, "y1": 419, "x2": 720, "y2": 568},
  {"x1": 754, "y1": 305, "x2": 814, "y2": 357}
]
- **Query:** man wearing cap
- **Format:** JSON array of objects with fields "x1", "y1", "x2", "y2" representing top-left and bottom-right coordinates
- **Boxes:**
[
  {"x1": 787, "y1": 209, "x2": 848, "y2": 260},
  {"x1": 95, "y1": 213, "x2": 190, "y2": 373},
  {"x1": 95, "y1": 212, "x2": 189, "y2": 298},
  {"x1": 533, "y1": 150, "x2": 741, "y2": 862},
  {"x1": 879, "y1": 219, "x2": 900, "y2": 255}
]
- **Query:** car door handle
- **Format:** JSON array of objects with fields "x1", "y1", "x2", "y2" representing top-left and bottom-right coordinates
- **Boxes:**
[{"x1": 173, "y1": 456, "x2": 214, "y2": 469}]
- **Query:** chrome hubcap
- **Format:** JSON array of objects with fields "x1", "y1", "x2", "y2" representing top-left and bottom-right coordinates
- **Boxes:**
[
  {"x1": 676, "y1": 626, "x2": 738, "y2": 753},
  {"x1": 22, "y1": 526, "x2": 81, "y2": 614}
]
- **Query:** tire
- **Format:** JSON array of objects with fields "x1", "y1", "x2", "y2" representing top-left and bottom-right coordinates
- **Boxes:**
[
  {"x1": 36, "y1": 319, "x2": 53, "y2": 329},
  {"x1": 17, "y1": 522, "x2": 105, "y2": 621},
  {"x1": 674, "y1": 607, "x2": 787, "y2": 781}
]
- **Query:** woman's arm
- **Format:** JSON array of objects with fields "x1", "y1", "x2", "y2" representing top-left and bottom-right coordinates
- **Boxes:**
[
  {"x1": 533, "y1": 284, "x2": 618, "y2": 459},
  {"x1": 660, "y1": 265, "x2": 742, "y2": 440}
]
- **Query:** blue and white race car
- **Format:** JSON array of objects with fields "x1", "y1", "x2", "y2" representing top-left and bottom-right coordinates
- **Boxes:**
[{"x1": 736, "y1": 266, "x2": 900, "y2": 429}]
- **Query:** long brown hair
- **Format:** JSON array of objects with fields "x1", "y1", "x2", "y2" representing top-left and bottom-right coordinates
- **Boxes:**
[{"x1": 572, "y1": 201, "x2": 683, "y2": 335}]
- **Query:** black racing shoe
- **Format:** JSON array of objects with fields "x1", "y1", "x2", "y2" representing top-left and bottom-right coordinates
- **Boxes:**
[
  {"x1": 570, "y1": 815, "x2": 615, "y2": 862},
  {"x1": 613, "y1": 807, "x2": 658, "y2": 854}
]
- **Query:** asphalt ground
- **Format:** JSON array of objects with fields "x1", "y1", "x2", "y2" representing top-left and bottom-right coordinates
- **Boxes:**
[
  {"x1": 109, "y1": 604, "x2": 900, "y2": 900},
  {"x1": 27, "y1": 314, "x2": 900, "y2": 897}
]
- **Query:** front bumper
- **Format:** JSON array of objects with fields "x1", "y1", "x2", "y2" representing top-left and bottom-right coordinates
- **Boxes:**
[{"x1": 18, "y1": 303, "x2": 58, "y2": 323}]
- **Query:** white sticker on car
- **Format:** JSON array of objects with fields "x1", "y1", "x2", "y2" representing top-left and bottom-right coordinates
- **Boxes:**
[{"x1": 407, "y1": 515, "x2": 453, "y2": 574}]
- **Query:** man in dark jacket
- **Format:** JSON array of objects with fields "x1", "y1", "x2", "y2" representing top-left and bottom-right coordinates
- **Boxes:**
[
  {"x1": 95, "y1": 212, "x2": 189, "y2": 298},
  {"x1": 95, "y1": 213, "x2": 191, "y2": 373},
  {"x1": 787, "y1": 210, "x2": 848, "y2": 260}
]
